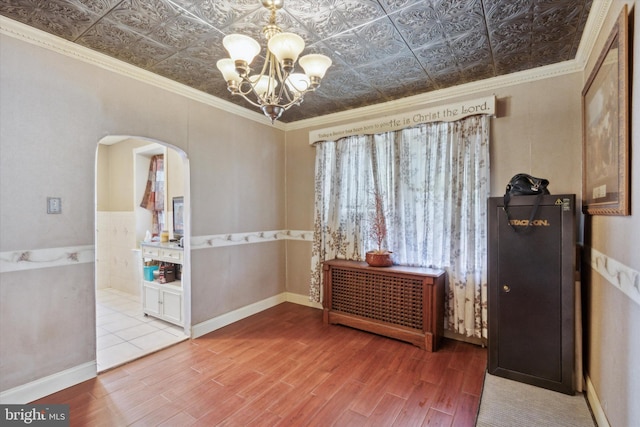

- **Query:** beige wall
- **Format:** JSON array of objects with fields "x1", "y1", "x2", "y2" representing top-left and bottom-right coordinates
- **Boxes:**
[
  {"x1": 0, "y1": 32, "x2": 285, "y2": 392},
  {"x1": 107, "y1": 140, "x2": 137, "y2": 211},
  {"x1": 96, "y1": 144, "x2": 109, "y2": 211},
  {"x1": 97, "y1": 139, "x2": 153, "y2": 212},
  {"x1": 1, "y1": 3, "x2": 638, "y2": 421},
  {"x1": 167, "y1": 147, "x2": 184, "y2": 208},
  {"x1": 96, "y1": 138, "x2": 184, "y2": 213},
  {"x1": 581, "y1": 2, "x2": 640, "y2": 426},
  {"x1": 285, "y1": 73, "x2": 583, "y2": 296},
  {"x1": 0, "y1": 265, "x2": 96, "y2": 393},
  {"x1": 285, "y1": 4, "x2": 640, "y2": 425}
]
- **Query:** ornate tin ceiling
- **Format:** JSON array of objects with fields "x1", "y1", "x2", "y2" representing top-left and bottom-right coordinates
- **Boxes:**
[{"x1": 1, "y1": 0, "x2": 592, "y2": 123}]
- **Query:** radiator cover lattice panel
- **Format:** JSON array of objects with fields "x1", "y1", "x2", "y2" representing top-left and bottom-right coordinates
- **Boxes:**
[{"x1": 331, "y1": 268, "x2": 423, "y2": 330}]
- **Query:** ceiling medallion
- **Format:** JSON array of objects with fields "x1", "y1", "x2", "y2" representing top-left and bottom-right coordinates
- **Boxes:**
[{"x1": 216, "y1": 0, "x2": 332, "y2": 123}]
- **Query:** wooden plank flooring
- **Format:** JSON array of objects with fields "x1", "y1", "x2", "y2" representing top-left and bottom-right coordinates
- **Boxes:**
[{"x1": 34, "y1": 302, "x2": 487, "y2": 426}]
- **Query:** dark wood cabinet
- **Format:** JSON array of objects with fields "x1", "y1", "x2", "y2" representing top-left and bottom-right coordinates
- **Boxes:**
[
  {"x1": 322, "y1": 259, "x2": 445, "y2": 351},
  {"x1": 488, "y1": 194, "x2": 576, "y2": 394}
]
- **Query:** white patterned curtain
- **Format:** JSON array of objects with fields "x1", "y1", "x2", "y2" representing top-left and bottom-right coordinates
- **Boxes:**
[{"x1": 310, "y1": 115, "x2": 490, "y2": 339}]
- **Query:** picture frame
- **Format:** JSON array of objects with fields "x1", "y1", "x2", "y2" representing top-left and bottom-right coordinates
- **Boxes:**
[
  {"x1": 172, "y1": 196, "x2": 184, "y2": 239},
  {"x1": 581, "y1": 5, "x2": 630, "y2": 215}
]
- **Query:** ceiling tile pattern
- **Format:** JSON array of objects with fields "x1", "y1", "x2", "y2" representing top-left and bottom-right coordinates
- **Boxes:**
[{"x1": 1, "y1": 0, "x2": 592, "y2": 122}]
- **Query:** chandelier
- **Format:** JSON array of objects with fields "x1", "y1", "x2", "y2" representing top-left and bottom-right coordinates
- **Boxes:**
[{"x1": 216, "y1": 0, "x2": 332, "y2": 123}]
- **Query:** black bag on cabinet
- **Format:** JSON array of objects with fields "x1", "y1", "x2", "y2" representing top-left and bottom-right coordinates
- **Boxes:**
[{"x1": 503, "y1": 173, "x2": 550, "y2": 232}]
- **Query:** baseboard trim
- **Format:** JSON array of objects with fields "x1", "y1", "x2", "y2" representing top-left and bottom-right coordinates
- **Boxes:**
[
  {"x1": 284, "y1": 292, "x2": 323, "y2": 310},
  {"x1": 585, "y1": 375, "x2": 610, "y2": 427},
  {"x1": 0, "y1": 361, "x2": 96, "y2": 404},
  {"x1": 1, "y1": 293, "x2": 316, "y2": 404},
  {"x1": 443, "y1": 330, "x2": 487, "y2": 347},
  {"x1": 1, "y1": 292, "x2": 491, "y2": 405},
  {"x1": 191, "y1": 293, "x2": 287, "y2": 338},
  {"x1": 191, "y1": 292, "x2": 322, "y2": 338}
]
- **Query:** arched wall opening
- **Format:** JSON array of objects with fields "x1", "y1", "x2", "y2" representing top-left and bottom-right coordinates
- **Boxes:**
[{"x1": 95, "y1": 135, "x2": 191, "y2": 372}]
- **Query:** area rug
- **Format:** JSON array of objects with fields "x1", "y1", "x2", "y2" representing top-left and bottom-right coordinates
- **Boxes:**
[{"x1": 476, "y1": 373, "x2": 595, "y2": 426}]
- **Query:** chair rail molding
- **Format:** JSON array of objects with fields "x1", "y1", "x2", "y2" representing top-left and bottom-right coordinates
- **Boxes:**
[
  {"x1": 0, "y1": 230, "x2": 314, "y2": 273},
  {"x1": 588, "y1": 247, "x2": 640, "y2": 307},
  {"x1": 190, "y1": 229, "x2": 312, "y2": 250},
  {"x1": 0, "y1": 245, "x2": 94, "y2": 273}
]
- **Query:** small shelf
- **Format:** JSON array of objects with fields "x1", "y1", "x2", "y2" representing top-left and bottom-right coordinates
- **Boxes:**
[
  {"x1": 142, "y1": 279, "x2": 182, "y2": 287},
  {"x1": 141, "y1": 242, "x2": 184, "y2": 326}
]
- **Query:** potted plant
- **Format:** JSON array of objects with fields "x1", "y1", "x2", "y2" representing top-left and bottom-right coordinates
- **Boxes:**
[{"x1": 365, "y1": 189, "x2": 393, "y2": 267}]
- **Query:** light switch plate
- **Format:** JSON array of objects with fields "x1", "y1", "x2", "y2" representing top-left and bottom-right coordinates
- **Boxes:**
[{"x1": 47, "y1": 197, "x2": 61, "y2": 214}]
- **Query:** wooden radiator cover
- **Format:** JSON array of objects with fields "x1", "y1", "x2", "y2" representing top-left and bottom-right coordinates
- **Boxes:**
[{"x1": 322, "y1": 259, "x2": 445, "y2": 351}]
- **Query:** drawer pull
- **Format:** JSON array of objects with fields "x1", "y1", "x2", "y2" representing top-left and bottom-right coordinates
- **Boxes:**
[{"x1": 502, "y1": 284, "x2": 511, "y2": 293}]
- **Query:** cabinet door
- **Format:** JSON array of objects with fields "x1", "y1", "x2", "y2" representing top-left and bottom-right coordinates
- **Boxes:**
[
  {"x1": 143, "y1": 284, "x2": 161, "y2": 317},
  {"x1": 495, "y1": 203, "x2": 563, "y2": 381},
  {"x1": 488, "y1": 195, "x2": 575, "y2": 395},
  {"x1": 161, "y1": 287, "x2": 182, "y2": 325}
]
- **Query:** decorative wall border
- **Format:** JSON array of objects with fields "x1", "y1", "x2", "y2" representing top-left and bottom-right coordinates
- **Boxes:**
[
  {"x1": 0, "y1": 245, "x2": 95, "y2": 274},
  {"x1": 589, "y1": 247, "x2": 640, "y2": 307},
  {"x1": 0, "y1": 231, "x2": 314, "y2": 273},
  {"x1": 190, "y1": 229, "x2": 312, "y2": 250}
]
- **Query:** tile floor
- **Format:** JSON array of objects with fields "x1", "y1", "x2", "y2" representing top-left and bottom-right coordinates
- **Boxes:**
[{"x1": 96, "y1": 288, "x2": 189, "y2": 372}]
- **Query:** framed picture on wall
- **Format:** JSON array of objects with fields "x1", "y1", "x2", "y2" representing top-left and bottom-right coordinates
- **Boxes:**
[
  {"x1": 172, "y1": 196, "x2": 184, "y2": 239},
  {"x1": 581, "y1": 5, "x2": 630, "y2": 215}
]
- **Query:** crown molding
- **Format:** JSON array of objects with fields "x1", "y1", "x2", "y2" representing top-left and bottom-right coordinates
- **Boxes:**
[
  {"x1": 2, "y1": 0, "x2": 612, "y2": 133},
  {"x1": 574, "y1": 0, "x2": 612, "y2": 69},
  {"x1": 0, "y1": 16, "x2": 285, "y2": 131},
  {"x1": 284, "y1": 0, "x2": 612, "y2": 131},
  {"x1": 286, "y1": 59, "x2": 582, "y2": 131}
]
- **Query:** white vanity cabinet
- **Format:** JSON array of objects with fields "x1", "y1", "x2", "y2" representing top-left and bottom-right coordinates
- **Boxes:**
[{"x1": 141, "y1": 243, "x2": 183, "y2": 326}]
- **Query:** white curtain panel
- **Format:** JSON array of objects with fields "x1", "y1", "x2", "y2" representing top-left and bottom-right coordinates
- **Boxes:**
[{"x1": 311, "y1": 115, "x2": 490, "y2": 339}]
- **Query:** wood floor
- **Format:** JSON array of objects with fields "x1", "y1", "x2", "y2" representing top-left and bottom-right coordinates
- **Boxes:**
[{"x1": 35, "y1": 302, "x2": 487, "y2": 426}]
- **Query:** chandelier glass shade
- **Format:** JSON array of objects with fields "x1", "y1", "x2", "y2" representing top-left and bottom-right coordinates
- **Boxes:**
[{"x1": 216, "y1": 0, "x2": 332, "y2": 123}]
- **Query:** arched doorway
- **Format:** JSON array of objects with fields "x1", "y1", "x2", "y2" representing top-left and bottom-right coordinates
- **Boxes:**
[{"x1": 95, "y1": 136, "x2": 191, "y2": 372}]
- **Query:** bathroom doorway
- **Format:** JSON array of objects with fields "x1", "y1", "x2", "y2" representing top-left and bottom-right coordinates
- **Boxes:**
[{"x1": 95, "y1": 136, "x2": 191, "y2": 372}]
